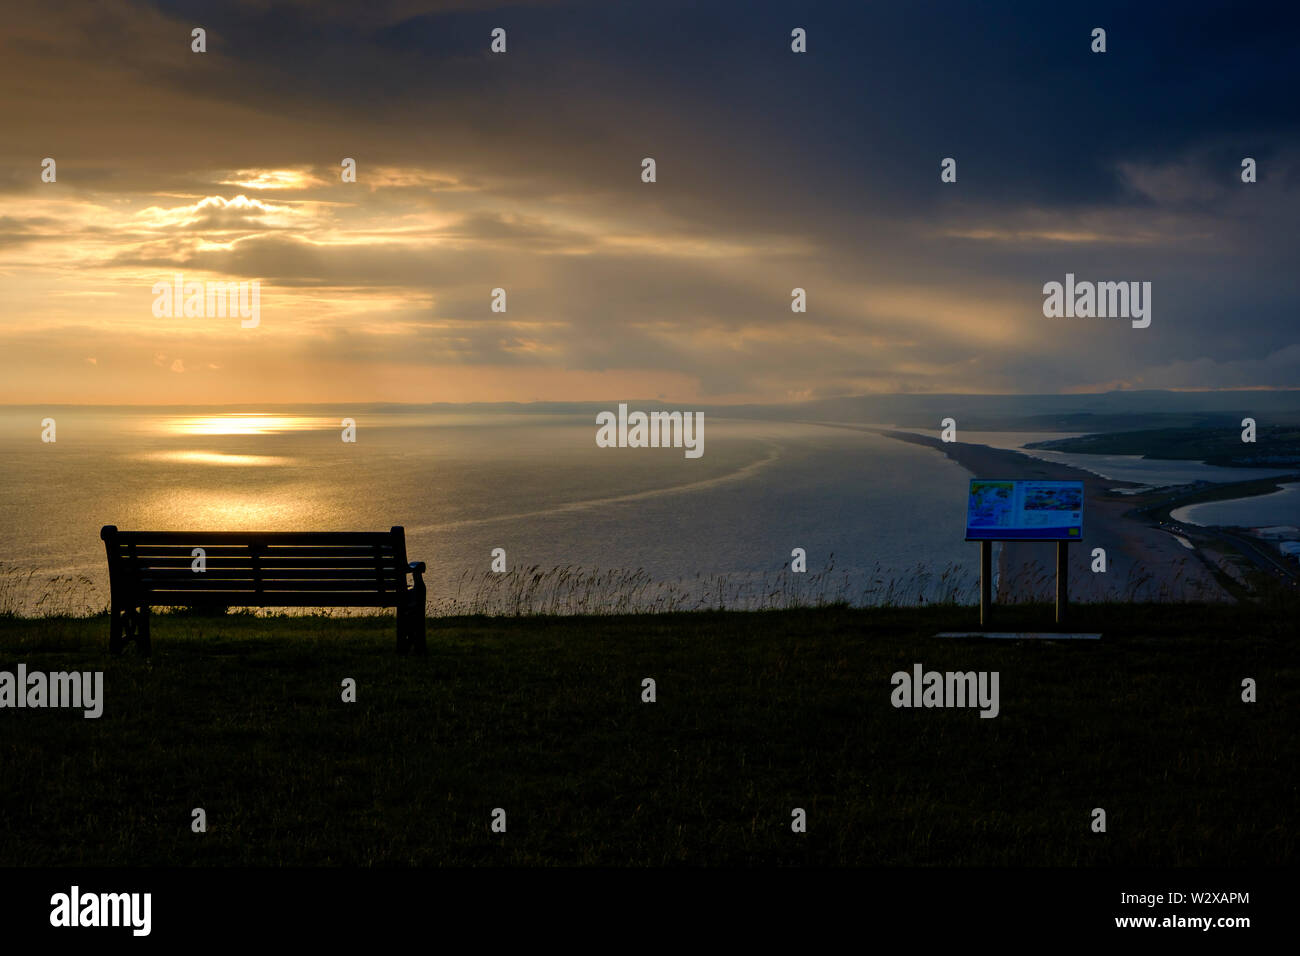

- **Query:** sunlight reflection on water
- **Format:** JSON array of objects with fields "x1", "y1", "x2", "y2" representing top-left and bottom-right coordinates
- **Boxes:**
[
  {"x1": 139, "y1": 450, "x2": 293, "y2": 467},
  {"x1": 160, "y1": 414, "x2": 332, "y2": 436}
]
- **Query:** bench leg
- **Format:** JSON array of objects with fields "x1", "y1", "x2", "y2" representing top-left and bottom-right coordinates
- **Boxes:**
[
  {"x1": 109, "y1": 603, "x2": 125, "y2": 654},
  {"x1": 109, "y1": 603, "x2": 151, "y2": 656},
  {"x1": 397, "y1": 599, "x2": 426, "y2": 655},
  {"x1": 410, "y1": 604, "x2": 426, "y2": 655},
  {"x1": 138, "y1": 605, "x2": 152, "y2": 657},
  {"x1": 396, "y1": 610, "x2": 410, "y2": 654},
  {"x1": 412, "y1": 575, "x2": 427, "y2": 655}
]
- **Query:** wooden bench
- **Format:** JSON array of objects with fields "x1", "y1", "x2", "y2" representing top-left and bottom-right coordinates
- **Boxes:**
[{"x1": 100, "y1": 526, "x2": 426, "y2": 655}]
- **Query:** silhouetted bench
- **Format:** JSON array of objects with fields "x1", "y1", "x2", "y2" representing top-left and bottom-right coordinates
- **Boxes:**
[{"x1": 100, "y1": 526, "x2": 426, "y2": 655}]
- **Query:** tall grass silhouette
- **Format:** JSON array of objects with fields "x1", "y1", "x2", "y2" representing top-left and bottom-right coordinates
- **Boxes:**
[
  {"x1": 0, "y1": 552, "x2": 1240, "y2": 619},
  {"x1": 430, "y1": 554, "x2": 989, "y2": 616},
  {"x1": 0, "y1": 564, "x2": 102, "y2": 618}
]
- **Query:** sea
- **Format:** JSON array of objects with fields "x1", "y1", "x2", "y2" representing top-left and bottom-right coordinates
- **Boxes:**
[
  {"x1": 1171, "y1": 482, "x2": 1300, "y2": 528},
  {"x1": 1, "y1": 408, "x2": 1293, "y2": 615}
]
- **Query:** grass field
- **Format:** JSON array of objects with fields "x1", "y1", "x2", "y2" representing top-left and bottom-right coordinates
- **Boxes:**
[{"x1": 1, "y1": 601, "x2": 1295, "y2": 866}]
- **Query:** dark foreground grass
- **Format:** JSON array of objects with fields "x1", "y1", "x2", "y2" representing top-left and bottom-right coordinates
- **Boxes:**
[{"x1": 0, "y1": 602, "x2": 1295, "y2": 866}]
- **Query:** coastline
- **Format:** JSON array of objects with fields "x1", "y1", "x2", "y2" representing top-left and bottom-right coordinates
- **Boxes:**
[
  {"x1": 864, "y1": 427, "x2": 1232, "y2": 603},
  {"x1": 1167, "y1": 478, "x2": 1300, "y2": 526}
]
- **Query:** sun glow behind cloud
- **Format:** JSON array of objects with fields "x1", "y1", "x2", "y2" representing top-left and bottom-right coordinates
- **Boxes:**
[{"x1": 219, "y1": 169, "x2": 321, "y2": 190}]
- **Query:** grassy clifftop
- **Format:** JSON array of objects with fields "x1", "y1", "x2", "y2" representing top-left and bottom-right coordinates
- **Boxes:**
[{"x1": 1, "y1": 603, "x2": 1295, "y2": 866}]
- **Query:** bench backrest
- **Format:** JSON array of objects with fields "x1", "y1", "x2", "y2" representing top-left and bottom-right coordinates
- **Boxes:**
[{"x1": 101, "y1": 526, "x2": 411, "y2": 607}]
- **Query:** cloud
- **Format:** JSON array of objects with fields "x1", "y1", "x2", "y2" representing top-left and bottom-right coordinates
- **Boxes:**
[
  {"x1": 1139, "y1": 345, "x2": 1300, "y2": 390},
  {"x1": 135, "y1": 194, "x2": 312, "y2": 231},
  {"x1": 0, "y1": 1, "x2": 1296, "y2": 401}
]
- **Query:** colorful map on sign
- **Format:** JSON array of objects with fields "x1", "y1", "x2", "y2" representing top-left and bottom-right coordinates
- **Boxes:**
[
  {"x1": 965, "y1": 479, "x2": 1084, "y2": 540},
  {"x1": 968, "y1": 481, "x2": 1015, "y2": 527}
]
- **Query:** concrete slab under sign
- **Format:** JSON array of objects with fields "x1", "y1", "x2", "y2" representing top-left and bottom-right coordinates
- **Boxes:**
[{"x1": 934, "y1": 632, "x2": 1102, "y2": 640}]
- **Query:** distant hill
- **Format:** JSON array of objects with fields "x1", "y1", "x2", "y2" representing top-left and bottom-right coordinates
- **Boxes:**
[
  {"x1": 766, "y1": 391, "x2": 1300, "y2": 431},
  {"x1": 1026, "y1": 426, "x2": 1300, "y2": 466},
  {"x1": 402, "y1": 390, "x2": 1300, "y2": 431}
]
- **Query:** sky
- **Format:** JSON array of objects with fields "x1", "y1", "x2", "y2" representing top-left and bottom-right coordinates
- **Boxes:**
[{"x1": 1, "y1": 0, "x2": 1297, "y2": 404}]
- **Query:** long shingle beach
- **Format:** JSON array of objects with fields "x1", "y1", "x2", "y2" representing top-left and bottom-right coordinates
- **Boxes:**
[{"x1": 870, "y1": 428, "x2": 1232, "y2": 603}]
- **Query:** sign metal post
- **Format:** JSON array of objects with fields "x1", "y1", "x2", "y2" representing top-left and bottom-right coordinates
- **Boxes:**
[
  {"x1": 980, "y1": 539, "x2": 993, "y2": 628},
  {"x1": 1056, "y1": 541, "x2": 1069, "y2": 625}
]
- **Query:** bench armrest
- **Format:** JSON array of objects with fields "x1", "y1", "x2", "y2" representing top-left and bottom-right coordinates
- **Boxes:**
[{"x1": 408, "y1": 561, "x2": 426, "y2": 575}]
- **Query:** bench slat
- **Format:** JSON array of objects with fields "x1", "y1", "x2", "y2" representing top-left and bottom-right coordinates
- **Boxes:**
[
  {"x1": 109, "y1": 546, "x2": 396, "y2": 559},
  {"x1": 135, "y1": 583, "x2": 403, "y2": 592},
  {"x1": 138, "y1": 581, "x2": 402, "y2": 593},
  {"x1": 120, "y1": 558, "x2": 402, "y2": 570},
  {"x1": 136, "y1": 568, "x2": 405, "y2": 581},
  {"x1": 136, "y1": 567, "x2": 400, "y2": 582},
  {"x1": 105, "y1": 531, "x2": 398, "y2": 544},
  {"x1": 135, "y1": 593, "x2": 406, "y2": 607}
]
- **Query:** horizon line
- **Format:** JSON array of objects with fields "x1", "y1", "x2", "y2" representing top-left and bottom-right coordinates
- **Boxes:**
[{"x1": 4, "y1": 386, "x2": 1300, "y2": 409}]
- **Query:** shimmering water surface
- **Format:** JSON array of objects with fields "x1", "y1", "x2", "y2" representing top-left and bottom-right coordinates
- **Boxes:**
[
  {"x1": 0, "y1": 407, "x2": 978, "y2": 613},
  {"x1": 4, "y1": 409, "x2": 1290, "y2": 614}
]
